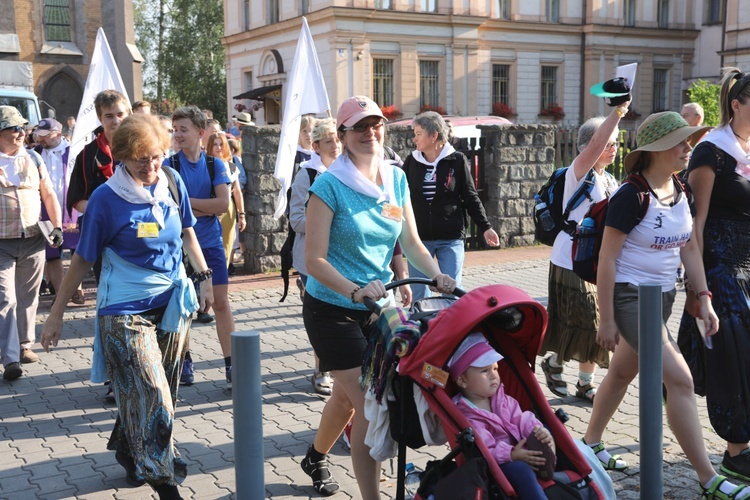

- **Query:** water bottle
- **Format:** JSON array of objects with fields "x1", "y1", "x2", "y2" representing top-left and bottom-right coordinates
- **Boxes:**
[
  {"x1": 535, "y1": 194, "x2": 555, "y2": 232},
  {"x1": 404, "y1": 462, "x2": 422, "y2": 499},
  {"x1": 575, "y1": 217, "x2": 596, "y2": 262}
]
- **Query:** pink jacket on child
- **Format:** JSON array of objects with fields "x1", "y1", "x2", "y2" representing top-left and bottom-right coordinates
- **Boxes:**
[{"x1": 453, "y1": 384, "x2": 542, "y2": 465}]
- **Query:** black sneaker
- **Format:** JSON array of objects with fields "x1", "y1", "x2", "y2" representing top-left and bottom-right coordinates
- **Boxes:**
[
  {"x1": 196, "y1": 312, "x2": 214, "y2": 324},
  {"x1": 3, "y1": 362, "x2": 22, "y2": 381},
  {"x1": 115, "y1": 449, "x2": 145, "y2": 486},
  {"x1": 721, "y1": 448, "x2": 750, "y2": 482},
  {"x1": 300, "y1": 446, "x2": 339, "y2": 496},
  {"x1": 153, "y1": 483, "x2": 183, "y2": 499}
]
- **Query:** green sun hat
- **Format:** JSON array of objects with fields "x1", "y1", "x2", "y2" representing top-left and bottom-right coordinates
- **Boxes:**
[{"x1": 623, "y1": 111, "x2": 711, "y2": 174}]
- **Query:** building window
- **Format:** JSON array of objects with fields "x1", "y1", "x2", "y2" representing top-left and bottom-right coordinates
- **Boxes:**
[
  {"x1": 375, "y1": 0, "x2": 393, "y2": 8},
  {"x1": 705, "y1": 0, "x2": 722, "y2": 24},
  {"x1": 495, "y1": 0, "x2": 510, "y2": 19},
  {"x1": 658, "y1": 0, "x2": 669, "y2": 27},
  {"x1": 373, "y1": 59, "x2": 394, "y2": 107},
  {"x1": 243, "y1": 71, "x2": 253, "y2": 109},
  {"x1": 43, "y1": 0, "x2": 72, "y2": 42},
  {"x1": 267, "y1": 0, "x2": 279, "y2": 24},
  {"x1": 653, "y1": 68, "x2": 669, "y2": 111},
  {"x1": 420, "y1": 0, "x2": 437, "y2": 13},
  {"x1": 624, "y1": 0, "x2": 636, "y2": 26},
  {"x1": 541, "y1": 66, "x2": 558, "y2": 111},
  {"x1": 546, "y1": 0, "x2": 559, "y2": 22},
  {"x1": 300, "y1": 0, "x2": 308, "y2": 15},
  {"x1": 419, "y1": 60, "x2": 440, "y2": 109},
  {"x1": 492, "y1": 64, "x2": 510, "y2": 105},
  {"x1": 244, "y1": 0, "x2": 251, "y2": 30}
]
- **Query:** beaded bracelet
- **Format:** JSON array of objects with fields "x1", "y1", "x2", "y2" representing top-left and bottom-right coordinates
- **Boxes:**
[
  {"x1": 350, "y1": 286, "x2": 361, "y2": 304},
  {"x1": 193, "y1": 268, "x2": 214, "y2": 282},
  {"x1": 696, "y1": 290, "x2": 713, "y2": 300}
]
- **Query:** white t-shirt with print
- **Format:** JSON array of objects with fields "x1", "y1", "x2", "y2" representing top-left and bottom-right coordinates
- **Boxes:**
[
  {"x1": 549, "y1": 161, "x2": 618, "y2": 270},
  {"x1": 609, "y1": 183, "x2": 693, "y2": 291}
]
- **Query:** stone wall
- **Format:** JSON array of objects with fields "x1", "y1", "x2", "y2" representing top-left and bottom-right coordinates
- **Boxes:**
[{"x1": 238, "y1": 123, "x2": 557, "y2": 273}]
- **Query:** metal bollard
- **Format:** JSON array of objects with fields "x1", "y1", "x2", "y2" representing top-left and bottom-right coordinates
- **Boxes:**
[
  {"x1": 232, "y1": 331, "x2": 264, "y2": 499},
  {"x1": 638, "y1": 285, "x2": 663, "y2": 499}
]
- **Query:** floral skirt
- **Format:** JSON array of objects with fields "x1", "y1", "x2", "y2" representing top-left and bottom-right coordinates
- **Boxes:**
[
  {"x1": 678, "y1": 217, "x2": 750, "y2": 444},
  {"x1": 541, "y1": 263, "x2": 609, "y2": 368}
]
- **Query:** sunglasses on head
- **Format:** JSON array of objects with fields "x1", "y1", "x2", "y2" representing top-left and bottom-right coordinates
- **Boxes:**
[{"x1": 2, "y1": 125, "x2": 24, "y2": 134}]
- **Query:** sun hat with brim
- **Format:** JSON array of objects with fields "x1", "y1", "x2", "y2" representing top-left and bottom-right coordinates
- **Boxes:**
[
  {"x1": 623, "y1": 111, "x2": 711, "y2": 174},
  {"x1": 336, "y1": 96, "x2": 386, "y2": 128},
  {"x1": 590, "y1": 77, "x2": 631, "y2": 107},
  {"x1": 233, "y1": 112, "x2": 254, "y2": 126},
  {"x1": 447, "y1": 332, "x2": 504, "y2": 382}
]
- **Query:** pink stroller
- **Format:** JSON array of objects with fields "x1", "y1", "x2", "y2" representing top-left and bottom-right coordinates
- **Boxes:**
[{"x1": 363, "y1": 279, "x2": 608, "y2": 499}]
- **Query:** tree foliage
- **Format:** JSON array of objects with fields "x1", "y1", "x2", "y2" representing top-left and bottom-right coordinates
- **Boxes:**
[
  {"x1": 134, "y1": 0, "x2": 227, "y2": 122},
  {"x1": 686, "y1": 79, "x2": 721, "y2": 127}
]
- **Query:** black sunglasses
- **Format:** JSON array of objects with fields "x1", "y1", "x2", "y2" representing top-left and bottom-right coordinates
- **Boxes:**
[{"x1": 2, "y1": 125, "x2": 24, "y2": 134}]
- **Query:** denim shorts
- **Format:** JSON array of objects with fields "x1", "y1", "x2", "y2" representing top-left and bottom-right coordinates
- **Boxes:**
[
  {"x1": 302, "y1": 293, "x2": 376, "y2": 372},
  {"x1": 613, "y1": 282, "x2": 676, "y2": 353}
]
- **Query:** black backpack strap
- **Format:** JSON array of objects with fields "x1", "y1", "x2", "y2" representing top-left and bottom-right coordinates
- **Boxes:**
[
  {"x1": 561, "y1": 168, "x2": 595, "y2": 225},
  {"x1": 169, "y1": 153, "x2": 180, "y2": 173},
  {"x1": 307, "y1": 167, "x2": 318, "y2": 185},
  {"x1": 624, "y1": 173, "x2": 651, "y2": 222},
  {"x1": 206, "y1": 155, "x2": 216, "y2": 198}
]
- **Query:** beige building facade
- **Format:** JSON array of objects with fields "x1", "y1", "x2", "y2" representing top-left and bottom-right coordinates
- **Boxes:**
[
  {"x1": 1, "y1": 0, "x2": 142, "y2": 122},
  {"x1": 223, "y1": 0, "x2": 750, "y2": 126}
]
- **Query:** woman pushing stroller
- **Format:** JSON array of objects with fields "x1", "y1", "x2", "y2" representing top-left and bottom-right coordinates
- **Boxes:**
[
  {"x1": 449, "y1": 332, "x2": 555, "y2": 499},
  {"x1": 300, "y1": 96, "x2": 456, "y2": 499}
]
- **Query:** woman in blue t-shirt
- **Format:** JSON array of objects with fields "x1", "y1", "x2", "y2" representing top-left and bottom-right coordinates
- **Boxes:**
[
  {"x1": 583, "y1": 112, "x2": 750, "y2": 499},
  {"x1": 299, "y1": 96, "x2": 456, "y2": 499},
  {"x1": 41, "y1": 114, "x2": 213, "y2": 500}
]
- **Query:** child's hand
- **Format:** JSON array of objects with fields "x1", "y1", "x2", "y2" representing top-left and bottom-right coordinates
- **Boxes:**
[
  {"x1": 533, "y1": 426, "x2": 556, "y2": 454},
  {"x1": 510, "y1": 438, "x2": 546, "y2": 470}
]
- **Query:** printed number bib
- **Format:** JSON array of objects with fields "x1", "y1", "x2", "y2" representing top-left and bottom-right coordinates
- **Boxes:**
[
  {"x1": 137, "y1": 222, "x2": 160, "y2": 238},
  {"x1": 381, "y1": 203, "x2": 403, "y2": 222}
]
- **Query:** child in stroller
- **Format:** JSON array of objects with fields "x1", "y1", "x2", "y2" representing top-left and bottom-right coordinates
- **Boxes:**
[{"x1": 448, "y1": 332, "x2": 555, "y2": 499}]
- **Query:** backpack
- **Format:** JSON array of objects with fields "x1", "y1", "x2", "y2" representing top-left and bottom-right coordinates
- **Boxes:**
[
  {"x1": 168, "y1": 153, "x2": 217, "y2": 198},
  {"x1": 571, "y1": 173, "x2": 689, "y2": 285},
  {"x1": 279, "y1": 167, "x2": 320, "y2": 302},
  {"x1": 533, "y1": 167, "x2": 597, "y2": 246}
]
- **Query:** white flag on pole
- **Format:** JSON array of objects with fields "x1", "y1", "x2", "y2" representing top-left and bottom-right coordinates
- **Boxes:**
[
  {"x1": 273, "y1": 17, "x2": 331, "y2": 219},
  {"x1": 67, "y1": 27, "x2": 131, "y2": 170}
]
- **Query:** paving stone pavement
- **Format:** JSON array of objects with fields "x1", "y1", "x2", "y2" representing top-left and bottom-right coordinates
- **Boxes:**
[{"x1": 0, "y1": 247, "x2": 733, "y2": 499}]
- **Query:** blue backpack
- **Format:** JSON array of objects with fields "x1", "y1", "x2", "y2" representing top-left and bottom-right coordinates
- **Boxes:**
[{"x1": 533, "y1": 167, "x2": 597, "y2": 246}]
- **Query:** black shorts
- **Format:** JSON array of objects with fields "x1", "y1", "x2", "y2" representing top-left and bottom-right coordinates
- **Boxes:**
[{"x1": 302, "y1": 293, "x2": 376, "y2": 372}]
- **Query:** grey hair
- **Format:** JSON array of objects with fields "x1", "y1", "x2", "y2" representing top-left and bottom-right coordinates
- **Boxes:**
[
  {"x1": 682, "y1": 102, "x2": 704, "y2": 118},
  {"x1": 412, "y1": 111, "x2": 448, "y2": 143},
  {"x1": 577, "y1": 116, "x2": 607, "y2": 152}
]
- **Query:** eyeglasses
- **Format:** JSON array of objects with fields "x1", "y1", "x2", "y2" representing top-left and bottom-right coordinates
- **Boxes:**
[
  {"x1": 342, "y1": 120, "x2": 384, "y2": 133},
  {"x1": 605, "y1": 141, "x2": 618, "y2": 150},
  {"x1": 131, "y1": 155, "x2": 166, "y2": 167},
  {"x1": 2, "y1": 125, "x2": 24, "y2": 134}
]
